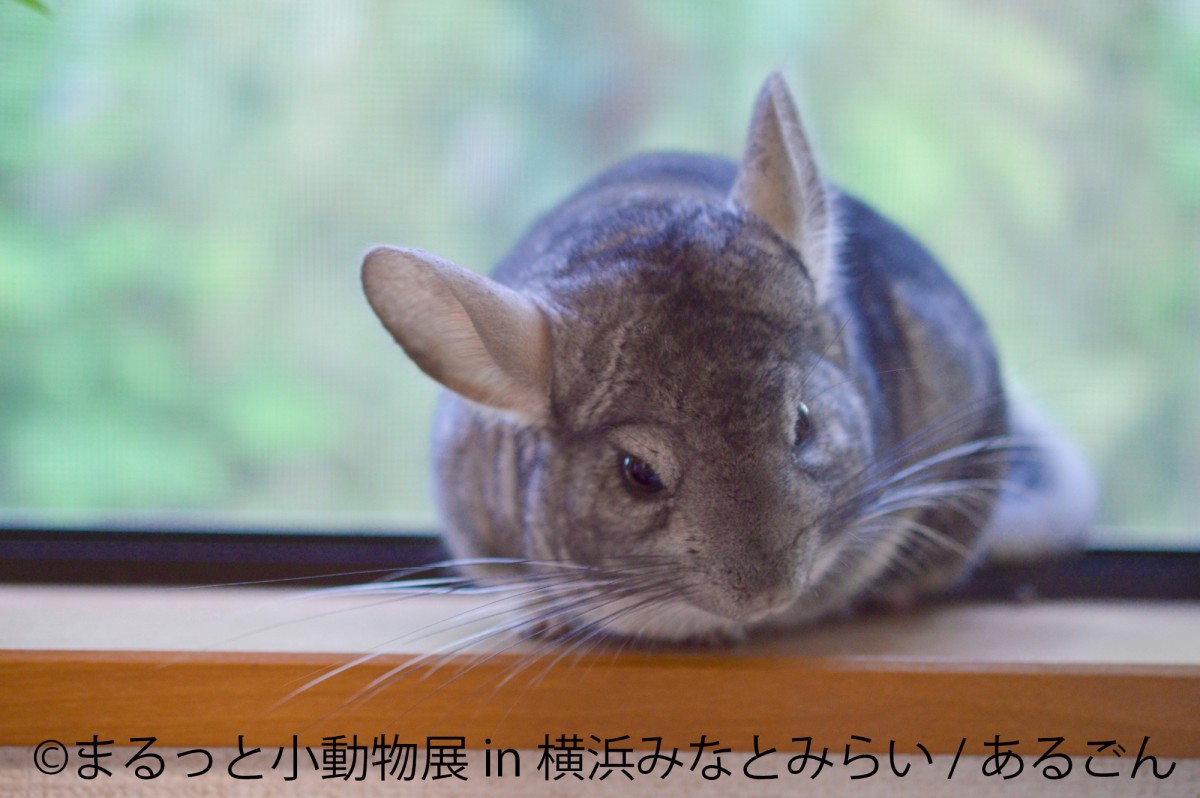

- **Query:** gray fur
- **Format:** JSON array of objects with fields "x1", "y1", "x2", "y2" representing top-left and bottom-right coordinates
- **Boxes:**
[{"x1": 363, "y1": 72, "x2": 1096, "y2": 643}]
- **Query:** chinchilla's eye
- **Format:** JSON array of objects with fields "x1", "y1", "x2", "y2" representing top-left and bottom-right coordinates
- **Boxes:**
[
  {"x1": 794, "y1": 401, "x2": 814, "y2": 446},
  {"x1": 620, "y1": 452, "x2": 664, "y2": 495}
]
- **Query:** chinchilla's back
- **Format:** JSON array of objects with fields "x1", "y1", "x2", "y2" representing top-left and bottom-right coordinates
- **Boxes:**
[{"x1": 491, "y1": 152, "x2": 739, "y2": 286}]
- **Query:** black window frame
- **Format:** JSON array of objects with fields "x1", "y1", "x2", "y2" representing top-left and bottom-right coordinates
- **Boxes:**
[{"x1": 1, "y1": 526, "x2": 1197, "y2": 602}]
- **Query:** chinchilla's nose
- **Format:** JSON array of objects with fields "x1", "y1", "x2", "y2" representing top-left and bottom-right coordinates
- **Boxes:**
[
  {"x1": 715, "y1": 548, "x2": 798, "y2": 621},
  {"x1": 685, "y1": 462, "x2": 805, "y2": 620}
]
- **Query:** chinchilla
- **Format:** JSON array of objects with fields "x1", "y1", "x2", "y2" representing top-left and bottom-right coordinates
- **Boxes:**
[{"x1": 361, "y1": 72, "x2": 1096, "y2": 643}]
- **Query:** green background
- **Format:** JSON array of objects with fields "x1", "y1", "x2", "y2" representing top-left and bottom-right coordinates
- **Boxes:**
[{"x1": 1, "y1": 0, "x2": 1197, "y2": 544}]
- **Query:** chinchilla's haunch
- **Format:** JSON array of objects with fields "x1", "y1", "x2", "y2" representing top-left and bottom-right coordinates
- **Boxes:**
[{"x1": 362, "y1": 72, "x2": 1096, "y2": 643}]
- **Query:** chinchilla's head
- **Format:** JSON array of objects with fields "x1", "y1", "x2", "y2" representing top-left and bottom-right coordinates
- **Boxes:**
[{"x1": 362, "y1": 74, "x2": 875, "y2": 642}]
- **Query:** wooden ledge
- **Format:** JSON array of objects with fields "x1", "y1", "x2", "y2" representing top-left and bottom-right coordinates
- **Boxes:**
[{"x1": 0, "y1": 586, "x2": 1197, "y2": 756}]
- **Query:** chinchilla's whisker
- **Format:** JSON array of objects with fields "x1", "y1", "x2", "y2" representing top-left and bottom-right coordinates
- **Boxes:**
[
  {"x1": 204, "y1": 557, "x2": 574, "y2": 593},
  {"x1": 847, "y1": 526, "x2": 916, "y2": 580},
  {"x1": 380, "y1": 574, "x2": 627, "y2": 652},
  {"x1": 273, "y1": 570, "x2": 616, "y2": 708},
  {"x1": 357, "y1": 568, "x2": 679, "y2": 715},
  {"x1": 896, "y1": 518, "x2": 974, "y2": 559},
  {"x1": 503, "y1": 593, "x2": 672, "y2": 692},
  {"x1": 273, "y1": 590, "x2": 534, "y2": 711},
  {"x1": 884, "y1": 436, "x2": 1033, "y2": 483},
  {"x1": 483, "y1": 609, "x2": 650, "y2": 735},
  {"x1": 170, "y1": 564, "x2": 450, "y2": 591},
  {"x1": 165, "y1": 566, "x2": 507, "y2": 669},
  {"x1": 511, "y1": 570, "x2": 684, "y2": 628},
  {"x1": 271, "y1": 649, "x2": 389, "y2": 712},
  {"x1": 854, "y1": 491, "x2": 1001, "y2": 547},
  {"x1": 868, "y1": 472, "x2": 1007, "y2": 503},
  {"x1": 360, "y1": 568, "x2": 681, "y2": 724},
  {"x1": 800, "y1": 314, "x2": 854, "y2": 393},
  {"x1": 864, "y1": 479, "x2": 1007, "y2": 518},
  {"x1": 835, "y1": 426, "x2": 1027, "y2": 525},
  {"x1": 304, "y1": 576, "x2": 476, "y2": 599},
  {"x1": 802, "y1": 366, "x2": 915, "y2": 408},
  {"x1": 351, "y1": 557, "x2": 601, "y2": 593},
  {"x1": 862, "y1": 397, "x2": 1010, "y2": 470},
  {"x1": 325, "y1": 610, "x2": 544, "y2": 717},
  {"x1": 473, "y1": 563, "x2": 690, "y2": 688},
  {"x1": 166, "y1": 573, "x2": 487, "y2": 660},
  {"x1": 344, "y1": 563, "x2": 668, "y2": 697},
  {"x1": 863, "y1": 519, "x2": 955, "y2": 581},
  {"x1": 204, "y1": 584, "x2": 479, "y2": 658},
  {"x1": 510, "y1": 575, "x2": 687, "y2": 674},
  {"x1": 311, "y1": 559, "x2": 627, "y2": 611},
  {"x1": 264, "y1": 560, "x2": 586, "y2": 651},
  {"x1": 860, "y1": 429, "x2": 1012, "y2": 488}
]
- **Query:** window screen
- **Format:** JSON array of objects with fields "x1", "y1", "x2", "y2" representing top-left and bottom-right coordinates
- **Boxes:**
[{"x1": 1, "y1": 0, "x2": 1196, "y2": 547}]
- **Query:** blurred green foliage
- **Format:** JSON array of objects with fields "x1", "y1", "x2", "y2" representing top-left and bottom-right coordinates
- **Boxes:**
[
  {"x1": 10, "y1": 0, "x2": 48, "y2": 15},
  {"x1": 0, "y1": 0, "x2": 1196, "y2": 542}
]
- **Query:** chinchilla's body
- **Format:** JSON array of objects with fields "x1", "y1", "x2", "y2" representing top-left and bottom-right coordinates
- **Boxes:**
[{"x1": 363, "y1": 74, "x2": 1096, "y2": 642}]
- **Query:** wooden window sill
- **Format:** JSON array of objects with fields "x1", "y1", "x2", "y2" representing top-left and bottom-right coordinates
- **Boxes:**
[{"x1": 0, "y1": 585, "x2": 1197, "y2": 757}]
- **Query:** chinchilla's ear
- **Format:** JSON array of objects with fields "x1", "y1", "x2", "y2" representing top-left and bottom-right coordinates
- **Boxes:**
[
  {"x1": 730, "y1": 71, "x2": 838, "y2": 299},
  {"x1": 362, "y1": 246, "x2": 552, "y2": 421}
]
